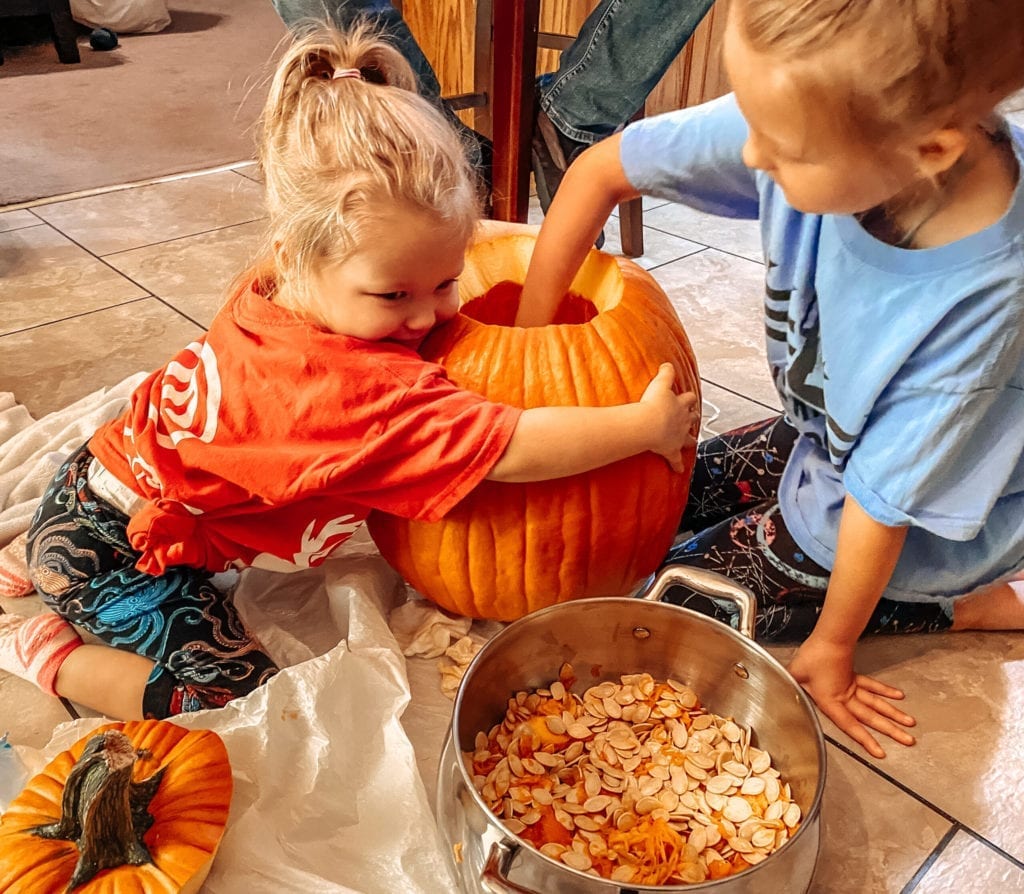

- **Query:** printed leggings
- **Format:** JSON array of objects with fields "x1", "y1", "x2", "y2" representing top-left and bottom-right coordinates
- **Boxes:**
[
  {"x1": 654, "y1": 416, "x2": 953, "y2": 641},
  {"x1": 25, "y1": 443, "x2": 279, "y2": 718}
]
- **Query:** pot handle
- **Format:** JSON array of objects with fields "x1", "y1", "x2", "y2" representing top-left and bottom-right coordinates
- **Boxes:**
[
  {"x1": 638, "y1": 565, "x2": 757, "y2": 641},
  {"x1": 480, "y1": 840, "x2": 543, "y2": 894}
]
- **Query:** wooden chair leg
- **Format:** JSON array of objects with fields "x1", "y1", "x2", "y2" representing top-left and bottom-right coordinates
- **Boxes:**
[
  {"x1": 618, "y1": 196, "x2": 644, "y2": 258},
  {"x1": 48, "y1": 0, "x2": 80, "y2": 64},
  {"x1": 490, "y1": 0, "x2": 539, "y2": 223}
]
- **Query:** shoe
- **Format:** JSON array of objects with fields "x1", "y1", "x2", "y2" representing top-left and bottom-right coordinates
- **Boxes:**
[{"x1": 531, "y1": 106, "x2": 605, "y2": 249}]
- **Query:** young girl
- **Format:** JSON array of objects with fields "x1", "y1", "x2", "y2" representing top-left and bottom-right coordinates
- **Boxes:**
[
  {"x1": 516, "y1": 0, "x2": 1024, "y2": 759},
  {"x1": 0, "y1": 24, "x2": 698, "y2": 721}
]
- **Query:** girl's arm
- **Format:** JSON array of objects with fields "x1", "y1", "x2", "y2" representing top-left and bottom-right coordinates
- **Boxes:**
[
  {"x1": 787, "y1": 494, "x2": 916, "y2": 758},
  {"x1": 486, "y1": 363, "x2": 699, "y2": 482},
  {"x1": 515, "y1": 134, "x2": 641, "y2": 328}
]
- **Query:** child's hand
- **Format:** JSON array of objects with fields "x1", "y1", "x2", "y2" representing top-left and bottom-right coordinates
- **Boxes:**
[
  {"x1": 788, "y1": 635, "x2": 916, "y2": 759},
  {"x1": 639, "y1": 363, "x2": 700, "y2": 472}
]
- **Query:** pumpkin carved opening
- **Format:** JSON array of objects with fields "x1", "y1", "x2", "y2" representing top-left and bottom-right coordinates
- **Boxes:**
[
  {"x1": 460, "y1": 281, "x2": 598, "y2": 327},
  {"x1": 368, "y1": 224, "x2": 701, "y2": 621}
]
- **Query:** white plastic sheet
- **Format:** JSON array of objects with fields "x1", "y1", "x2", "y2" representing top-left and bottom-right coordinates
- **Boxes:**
[
  {"x1": 1, "y1": 544, "x2": 464, "y2": 893},
  {"x1": 70, "y1": 0, "x2": 171, "y2": 34}
]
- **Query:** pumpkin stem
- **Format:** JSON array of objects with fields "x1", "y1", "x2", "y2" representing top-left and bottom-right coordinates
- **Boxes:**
[{"x1": 30, "y1": 729, "x2": 165, "y2": 891}]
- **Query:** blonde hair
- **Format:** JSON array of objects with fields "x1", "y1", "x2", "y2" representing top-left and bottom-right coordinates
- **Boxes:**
[
  {"x1": 255, "y1": 23, "x2": 479, "y2": 311},
  {"x1": 735, "y1": 0, "x2": 1024, "y2": 142}
]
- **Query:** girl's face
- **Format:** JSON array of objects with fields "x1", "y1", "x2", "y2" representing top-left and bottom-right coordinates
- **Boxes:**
[
  {"x1": 723, "y1": 14, "x2": 922, "y2": 216},
  {"x1": 309, "y1": 203, "x2": 467, "y2": 349}
]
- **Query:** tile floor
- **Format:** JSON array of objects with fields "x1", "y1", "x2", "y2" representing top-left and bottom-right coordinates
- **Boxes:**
[{"x1": 2, "y1": 165, "x2": 1023, "y2": 894}]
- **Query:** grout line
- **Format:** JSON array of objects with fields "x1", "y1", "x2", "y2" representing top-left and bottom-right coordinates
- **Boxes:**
[
  {"x1": 643, "y1": 243, "x2": 708, "y2": 272},
  {"x1": 826, "y1": 735, "x2": 1024, "y2": 872},
  {"x1": 825, "y1": 736, "x2": 960, "y2": 822},
  {"x1": 645, "y1": 245, "x2": 710, "y2": 272},
  {"x1": 2, "y1": 213, "x2": 250, "y2": 334},
  {"x1": 0, "y1": 297, "x2": 154, "y2": 338},
  {"x1": 0, "y1": 222, "x2": 45, "y2": 235},
  {"x1": 100, "y1": 217, "x2": 268, "y2": 258},
  {"x1": 0, "y1": 161, "x2": 258, "y2": 212},
  {"x1": 58, "y1": 697, "x2": 81, "y2": 721},
  {"x1": 0, "y1": 295, "x2": 207, "y2": 339},
  {"x1": 699, "y1": 377, "x2": 781, "y2": 413},
  {"x1": 645, "y1": 221, "x2": 764, "y2": 266},
  {"x1": 147, "y1": 297, "x2": 210, "y2": 332},
  {"x1": 962, "y1": 828, "x2": 1024, "y2": 873},
  {"x1": 900, "y1": 824, "x2": 961, "y2": 893}
]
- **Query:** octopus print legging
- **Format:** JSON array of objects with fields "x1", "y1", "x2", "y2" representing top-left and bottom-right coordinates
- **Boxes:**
[
  {"x1": 654, "y1": 416, "x2": 953, "y2": 641},
  {"x1": 25, "y1": 443, "x2": 279, "y2": 718}
]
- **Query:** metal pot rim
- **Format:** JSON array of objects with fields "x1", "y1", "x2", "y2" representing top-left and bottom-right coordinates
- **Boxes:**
[{"x1": 447, "y1": 595, "x2": 827, "y2": 891}]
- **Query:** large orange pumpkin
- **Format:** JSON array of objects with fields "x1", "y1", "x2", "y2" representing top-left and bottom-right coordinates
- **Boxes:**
[
  {"x1": 0, "y1": 720, "x2": 231, "y2": 893},
  {"x1": 367, "y1": 222, "x2": 700, "y2": 621}
]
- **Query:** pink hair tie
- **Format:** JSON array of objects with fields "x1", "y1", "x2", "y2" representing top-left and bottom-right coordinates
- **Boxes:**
[{"x1": 332, "y1": 68, "x2": 363, "y2": 80}]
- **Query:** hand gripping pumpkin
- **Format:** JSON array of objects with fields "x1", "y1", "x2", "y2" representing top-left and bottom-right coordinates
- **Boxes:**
[
  {"x1": 368, "y1": 222, "x2": 700, "y2": 621},
  {"x1": 0, "y1": 720, "x2": 231, "y2": 893}
]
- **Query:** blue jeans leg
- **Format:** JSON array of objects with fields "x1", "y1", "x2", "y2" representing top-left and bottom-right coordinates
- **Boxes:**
[{"x1": 539, "y1": 0, "x2": 715, "y2": 145}]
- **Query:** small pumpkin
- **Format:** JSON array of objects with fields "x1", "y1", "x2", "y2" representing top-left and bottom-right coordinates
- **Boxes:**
[
  {"x1": 0, "y1": 720, "x2": 232, "y2": 893},
  {"x1": 368, "y1": 222, "x2": 700, "y2": 621}
]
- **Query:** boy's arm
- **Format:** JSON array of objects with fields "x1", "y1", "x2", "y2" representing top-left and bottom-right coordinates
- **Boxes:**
[
  {"x1": 515, "y1": 134, "x2": 641, "y2": 328},
  {"x1": 486, "y1": 364, "x2": 699, "y2": 482},
  {"x1": 787, "y1": 494, "x2": 916, "y2": 758}
]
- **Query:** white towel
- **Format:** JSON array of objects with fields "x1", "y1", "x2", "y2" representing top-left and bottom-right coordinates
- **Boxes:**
[{"x1": 0, "y1": 374, "x2": 147, "y2": 594}]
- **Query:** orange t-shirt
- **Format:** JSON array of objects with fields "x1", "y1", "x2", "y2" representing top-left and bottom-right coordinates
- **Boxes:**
[{"x1": 89, "y1": 271, "x2": 521, "y2": 576}]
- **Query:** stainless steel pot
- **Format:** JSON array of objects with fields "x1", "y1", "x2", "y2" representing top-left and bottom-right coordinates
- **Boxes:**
[{"x1": 436, "y1": 566, "x2": 825, "y2": 893}]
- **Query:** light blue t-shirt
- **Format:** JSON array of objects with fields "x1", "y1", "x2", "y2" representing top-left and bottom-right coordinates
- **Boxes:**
[{"x1": 621, "y1": 94, "x2": 1024, "y2": 602}]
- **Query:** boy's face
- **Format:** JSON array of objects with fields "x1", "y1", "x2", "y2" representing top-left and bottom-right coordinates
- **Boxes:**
[
  {"x1": 723, "y1": 12, "x2": 922, "y2": 216},
  {"x1": 308, "y1": 203, "x2": 466, "y2": 349}
]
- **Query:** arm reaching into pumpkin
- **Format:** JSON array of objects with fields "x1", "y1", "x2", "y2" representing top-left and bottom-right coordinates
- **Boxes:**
[
  {"x1": 487, "y1": 363, "x2": 698, "y2": 482},
  {"x1": 516, "y1": 135, "x2": 639, "y2": 329},
  {"x1": 787, "y1": 495, "x2": 917, "y2": 759}
]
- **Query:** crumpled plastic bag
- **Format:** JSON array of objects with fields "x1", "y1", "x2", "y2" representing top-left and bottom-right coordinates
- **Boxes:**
[
  {"x1": 0, "y1": 552, "x2": 459, "y2": 894},
  {"x1": 70, "y1": 0, "x2": 171, "y2": 33}
]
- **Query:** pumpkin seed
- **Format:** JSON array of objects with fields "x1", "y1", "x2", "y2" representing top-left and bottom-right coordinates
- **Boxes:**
[{"x1": 467, "y1": 665, "x2": 803, "y2": 886}]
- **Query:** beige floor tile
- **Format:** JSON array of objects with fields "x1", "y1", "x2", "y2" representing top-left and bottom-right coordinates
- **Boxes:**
[
  {"x1": 525, "y1": 194, "x2": 703, "y2": 267},
  {"x1": 31, "y1": 171, "x2": 265, "y2": 256},
  {"x1": 0, "y1": 210, "x2": 39, "y2": 233},
  {"x1": 773, "y1": 632, "x2": 1024, "y2": 863},
  {"x1": 0, "y1": 675, "x2": 74, "y2": 751},
  {"x1": 913, "y1": 831, "x2": 1024, "y2": 893},
  {"x1": 644, "y1": 202, "x2": 764, "y2": 264},
  {"x1": 700, "y1": 381, "x2": 780, "y2": 438},
  {"x1": 650, "y1": 249, "x2": 779, "y2": 409},
  {"x1": 846, "y1": 633, "x2": 1024, "y2": 863},
  {"x1": 0, "y1": 225, "x2": 147, "y2": 336},
  {"x1": 810, "y1": 745, "x2": 951, "y2": 893},
  {"x1": 106, "y1": 220, "x2": 267, "y2": 328},
  {"x1": 0, "y1": 298, "x2": 203, "y2": 418}
]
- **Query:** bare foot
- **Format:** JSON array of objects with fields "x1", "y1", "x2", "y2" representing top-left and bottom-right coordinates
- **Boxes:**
[{"x1": 952, "y1": 579, "x2": 1024, "y2": 631}]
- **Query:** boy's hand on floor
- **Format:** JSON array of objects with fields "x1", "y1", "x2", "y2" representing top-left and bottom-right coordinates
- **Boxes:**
[{"x1": 788, "y1": 635, "x2": 916, "y2": 759}]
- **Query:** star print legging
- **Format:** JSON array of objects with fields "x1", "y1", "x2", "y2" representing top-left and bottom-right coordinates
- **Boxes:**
[
  {"x1": 25, "y1": 443, "x2": 279, "y2": 718},
  {"x1": 654, "y1": 416, "x2": 953, "y2": 640}
]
